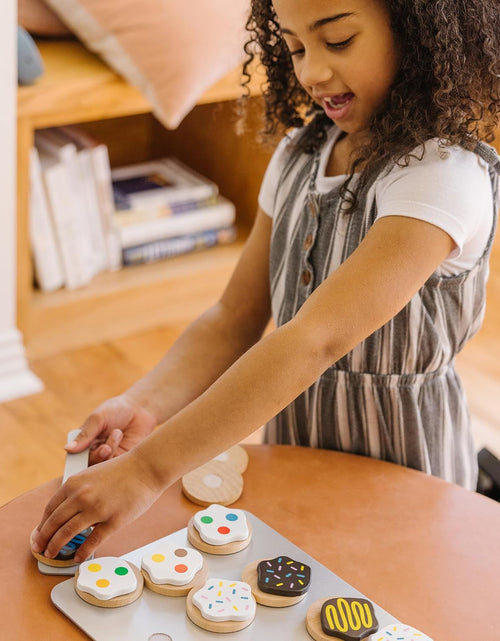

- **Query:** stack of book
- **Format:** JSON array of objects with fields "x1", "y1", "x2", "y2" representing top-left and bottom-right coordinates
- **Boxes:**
[{"x1": 29, "y1": 126, "x2": 237, "y2": 291}]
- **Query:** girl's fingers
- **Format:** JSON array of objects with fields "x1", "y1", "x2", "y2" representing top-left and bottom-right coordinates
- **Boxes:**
[
  {"x1": 89, "y1": 429, "x2": 123, "y2": 464},
  {"x1": 65, "y1": 414, "x2": 107, "y2": 453}
]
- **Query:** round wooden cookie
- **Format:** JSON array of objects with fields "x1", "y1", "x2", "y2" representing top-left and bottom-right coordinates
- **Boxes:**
[
  {"x1": 182, "y1": 460, "x2": 243, "y2": 506},
  {"x1": 186, "y1": 580, "x2": 256, "y2": 633},
  {"x1": 306, "y1": 597, "x2": 379, "y2": 641},
  {"x1": 30, "y1": 528, "x2": 90, "y2": 568},
  {"x1": 241, "y1": 559, "x2": 307, "y2": 607},
  {"x1": 142, "y1": 560, "x2": 208, "y2": 596},
  {"x1": 212, "y1": 445, "x2": 249, "y2": 474},
  {"x1": 187, "y1": 517, "x2": 252, "y2": 555},
  {"x1": 75, "y1": 561, "x2": 144, "y2": 608}
]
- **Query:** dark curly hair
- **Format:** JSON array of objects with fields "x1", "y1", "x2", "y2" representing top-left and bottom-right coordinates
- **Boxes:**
[{"x1": 242, "y1": 0, "x2": 500, "y2": 208}]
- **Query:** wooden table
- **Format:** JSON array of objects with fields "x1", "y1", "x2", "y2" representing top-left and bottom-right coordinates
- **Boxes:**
[{"x1": 2, "y1": 445, "x2": 499, "y2": 640}]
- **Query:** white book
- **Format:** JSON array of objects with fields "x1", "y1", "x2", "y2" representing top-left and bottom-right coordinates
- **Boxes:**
[
  {"x1": 116, "y1": 196, "x2": 236, "y2": 249},
  {"x1": 60, "y1": 125, "x2": 122, "y2": 271},
  {"x1": 35, "y1": 129, "x2": 101, "y2": 279},
  {"x1": 111, "y1": 157, "x2": 218, "y2": 212},
  {"x1": 38, "y1": 149, "x2": 93, "y2": 289},
  {"x1": 28, "y1": 147, "x2": 65, "y2": 292}
]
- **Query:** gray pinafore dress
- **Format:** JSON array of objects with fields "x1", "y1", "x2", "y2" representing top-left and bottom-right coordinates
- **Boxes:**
[{"x1": 265, "y1": 137, "x2": 499, "y2": 489}]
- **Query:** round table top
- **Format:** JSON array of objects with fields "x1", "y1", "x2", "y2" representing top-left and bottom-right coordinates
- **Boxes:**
[{"x1": 1, "y1": 444, "x2": 499, "y2": 640}]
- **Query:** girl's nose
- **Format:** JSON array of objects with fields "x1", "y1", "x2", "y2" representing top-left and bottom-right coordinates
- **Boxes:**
[{"x1": 296, "y1": 50, "x2": 333, "y2": 88}]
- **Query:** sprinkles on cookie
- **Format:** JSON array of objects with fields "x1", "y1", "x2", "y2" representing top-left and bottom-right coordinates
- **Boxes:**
[{"x1": 257, "y1": 555, "x2": 311, "y2": 596}]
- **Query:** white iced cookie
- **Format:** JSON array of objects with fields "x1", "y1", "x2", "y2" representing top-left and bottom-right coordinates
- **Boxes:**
[
  {"x1": 187, "y1": 504, "x2": 252, "y2": 554},
  {"x1": 186, "y1": 578, "x2": 256, "y2": 633},
  {"x1": 141, "y1": 544, "x2": 208, "y2": 596},
  {"x1": 75, "y1": 557, "x2": 143, "y2": 608},
  {"x1": 372, "y1": 623, "x2": 434, "y2": 640}
]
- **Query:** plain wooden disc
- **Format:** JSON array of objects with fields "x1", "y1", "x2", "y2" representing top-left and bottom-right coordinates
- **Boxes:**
[
  {"x1": 142, "y1": 560, "x2": 208, "y2": 596},
  {"x1": 187, "y1": 517, "x2": 252, "y2": 555},
  {"x1": 241, "y1": 559, "x2": 307, "y2": 607},
  {"x1": 182, "y1": 460, "x2": 243, "y2": 507},
  {"x1": 74, "y1": 562, "x2": 144, "y2": 608},
  {"x1": 212, "y1": 445, "x2": 249, "y2": 474},
  {"x1": 30, "y1": 528, "x2": 87, "y2": 568},
  {"x1": 186, "y1": 584, "x2": 255, "y2": 633}
]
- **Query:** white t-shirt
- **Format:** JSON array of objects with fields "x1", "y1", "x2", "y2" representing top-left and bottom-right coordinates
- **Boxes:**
[{"x1": 259, "y1": 127, "x2": 495, "y2": 276}]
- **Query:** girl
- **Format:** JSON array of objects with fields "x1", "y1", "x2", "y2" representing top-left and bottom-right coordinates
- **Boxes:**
[{"x1": 33, "y1": 0, "x2": 499, "y2": 563}]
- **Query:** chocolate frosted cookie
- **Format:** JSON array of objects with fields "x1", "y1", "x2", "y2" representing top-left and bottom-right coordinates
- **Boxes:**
[
  {"x1": 320, "y1": 597, "x2": 378, "y2": 640},
  {"x1": 257, "y1": 556, "x2": 311, "y2": 596}
]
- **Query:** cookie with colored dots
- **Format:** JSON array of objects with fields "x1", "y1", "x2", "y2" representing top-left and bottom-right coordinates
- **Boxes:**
[
  {"x1": 141, "y1": 544, "x2": 208, "y2": 596},
  {"x1": 186, "y1": 578, "x2": 256, "y2": 633},
  {"x1": 182, "y1": 459, "x2": 244, "y2": 507},
  {"x1": 373, "y1": 623, "x2": 434, "y2": 640},
  {"x1": 187, "y1": 504, "x2": 252, "y2": 555},
  {"x1": 306, "y1": 596, "x2": 379, "y2": 641},
  {"x1": 30, "y1": 527, "x2": 92, "y2": 568},
  {"x1": 75, "y1": 557, "x2": 143, "y2": 608},
  {"x1": 241, "y1": 555, "x2": 311, "y2": 607}
]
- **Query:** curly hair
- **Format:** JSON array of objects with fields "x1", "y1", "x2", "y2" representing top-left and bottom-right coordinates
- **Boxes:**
[{"x1": 242, "y1": 0, "x2": 500, "y2": 208}]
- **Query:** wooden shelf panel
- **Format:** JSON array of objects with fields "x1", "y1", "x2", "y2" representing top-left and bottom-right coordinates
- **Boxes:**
[
  {"x1": 26, "y1": 241, "x2": 244, "y2": 359},
  {"x1": 17, "y1": 39, "x2": 264, "y2": 128}
]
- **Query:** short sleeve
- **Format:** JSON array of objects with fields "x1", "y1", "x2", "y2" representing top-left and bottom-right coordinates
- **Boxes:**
[
  {"x1": 375, "y1": 140, "x2": 493, "y2": 258},
  {"x1": 258, "y1": 131, "x2": 300, "y2": 217}
]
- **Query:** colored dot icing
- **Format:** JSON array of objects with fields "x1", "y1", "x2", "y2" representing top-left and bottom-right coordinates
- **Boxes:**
[
  {"x1": 55, "y1": 527, "x2": 93, "y2": 561},
  {"x1": 141, "y1": 544, "x2": 203, "y2": 586},
  {"x1": 192, "y1": 578, "x2": 256, "y2": 623},
  {"x1": 374, "y1": 623, "x2": 434, "y2": 641},
  {"x1": 320, "y1": 597, "x2": 379, "y2": 640},
  {"x1": 115, "y1": 566, "x2": 129, "y2": 576},
  {"x1": 257, "y1": 555, "x2": 311, "y2": 597},
  {"x1": 77, "y1": 557, "x2": 137, "y2": 601},
  {"x1": 193, "y1": 504, "x2": 249, "y2": 546}
]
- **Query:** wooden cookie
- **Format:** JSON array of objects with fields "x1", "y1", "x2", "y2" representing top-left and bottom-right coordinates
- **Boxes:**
[
  {"x1": 241, "y1": 556, "x2": 311, "y2": 607},
  {"x1": 186, "y1": 578, "x2": 256, "y2": 633},
  {"x1": 75, "y1": 557, "x2": 143, "y2": 608},
  {"x1": 306, "y1": 597, "x2": 379, "y2": 641},
  {"x1": 212, "y1": 445, "x2": 249, "y2": 474},
  {"x1": 30, "y1": 527, "x2": 92, "y2": 568},
  {"x1": 182, "y1": 459, "x2": 243, "y2": 506},
  {"x1": 374, "y1": 624, "x2": 434, "y2": 640},
  {"x1": 141, "y1": 544, "x2": 208, "y2": 596},
  {"x1": 187, "y1": 504, "x2": 252, "y2": 555}
]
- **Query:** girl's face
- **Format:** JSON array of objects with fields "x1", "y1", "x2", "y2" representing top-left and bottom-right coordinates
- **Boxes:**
[{"x1": 272, "y1": 0, "x2": 399, "y2": 136}]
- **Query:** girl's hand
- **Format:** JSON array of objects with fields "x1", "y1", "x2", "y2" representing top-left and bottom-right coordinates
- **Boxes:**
[
  {"x1": 65, "y1": 395, "x2": 158, "y2": 465},
  {"x1": 31, "y1": 450, "x2": 164, "y2": 563}
]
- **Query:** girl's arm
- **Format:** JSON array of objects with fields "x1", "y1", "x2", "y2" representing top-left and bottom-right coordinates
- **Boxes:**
[
  {"x1": 66, "y1": 209, "x2": 273, "y2": 461},
  {"x1": 33, "y1": 214, "x2": 454, "y2": 562}
]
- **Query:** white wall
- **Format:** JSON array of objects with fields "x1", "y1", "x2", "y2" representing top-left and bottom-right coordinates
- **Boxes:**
[{"x1": 0, "y1": 0, "x2": 43, "y2": 401}]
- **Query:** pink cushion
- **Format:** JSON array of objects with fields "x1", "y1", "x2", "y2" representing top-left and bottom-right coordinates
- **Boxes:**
[
  {"x1": 18, "y1": 0, "x2": 72, "y2": 36},
  {"x1": 44, "y1": 0, "x2": 250, "y2": 128}
]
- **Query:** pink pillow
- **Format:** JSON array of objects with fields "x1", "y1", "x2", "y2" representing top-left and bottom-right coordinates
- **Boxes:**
[
  {"x1": 44, "y1": 0, "x2": 250, "y2": 128},
  {"x1": 18, "y1": 0, "x2": 72, "y2": 36}
]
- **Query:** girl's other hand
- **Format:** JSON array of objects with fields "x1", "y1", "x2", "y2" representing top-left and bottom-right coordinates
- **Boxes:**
[
  {"x1": 65, "y1": 395, "x2": 158, "y2": 465},
  {"x1": 31, "y1": 450, "x2": 164, "y2": 563}
]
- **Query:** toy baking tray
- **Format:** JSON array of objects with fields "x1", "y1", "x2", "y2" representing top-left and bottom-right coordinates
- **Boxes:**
[{"x1": 51, "y1": 511, "x2": 400, "y2": 640}]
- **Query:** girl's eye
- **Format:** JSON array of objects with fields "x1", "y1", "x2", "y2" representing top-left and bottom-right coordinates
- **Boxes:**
[
  {"x1": 289, "y1": 48, "x2": 305, "y2": 58},
  {"x1": 326, "y1": 36, "x2": 355, "y2": 50}
]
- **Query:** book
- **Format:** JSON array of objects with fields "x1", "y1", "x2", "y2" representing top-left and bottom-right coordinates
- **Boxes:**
[
  {"x1": 37, "y1": 149, "x2": 94, "y2": 289},
  {"x1": 111, "y1": 157, "x2": 218, "y2": 213},
  {"x1": 28, "y1": 147, "x2": 65, "y2": 292},
  {"x1": 59, "y1": 125, "x2": 122, "y2": 271},
  {"x1": 115, "y1": 195, "x2": 236, "y2": 249},
  {"x1": 122, "y1": 226, "x2": 237, "y2": 266},
  {"x1": 34, "y1": 129, "x2": 101, "y2": 283}
]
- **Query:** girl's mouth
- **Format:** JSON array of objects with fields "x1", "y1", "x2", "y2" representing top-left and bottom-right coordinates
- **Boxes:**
[{"x1": 322, "y1": 93, "x2": 354, "y2": 120}]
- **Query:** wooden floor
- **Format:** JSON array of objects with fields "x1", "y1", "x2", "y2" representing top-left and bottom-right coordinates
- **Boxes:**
[{"x1": 1, "y1": 239, "x2": 499, "y2": 508}]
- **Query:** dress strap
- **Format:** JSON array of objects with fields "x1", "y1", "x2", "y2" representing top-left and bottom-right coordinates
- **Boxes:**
[{"x1": 474, "y1": 141, "x2": 500, "y2": 174}]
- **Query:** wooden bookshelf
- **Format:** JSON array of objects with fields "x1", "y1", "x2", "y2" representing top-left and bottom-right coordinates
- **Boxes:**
[{"x1": 17, "y1": 39, "x2": 271, "y2": 359}]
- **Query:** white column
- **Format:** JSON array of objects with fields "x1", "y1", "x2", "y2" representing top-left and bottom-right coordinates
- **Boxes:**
[{"x1": 0, "y1": 1, "x2": 43, "y2": 402}]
